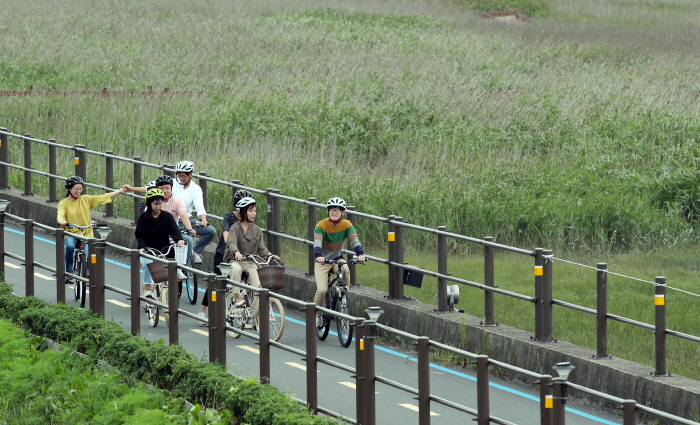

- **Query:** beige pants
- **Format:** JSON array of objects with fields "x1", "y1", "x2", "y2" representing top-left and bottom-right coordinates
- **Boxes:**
[
  {"x1": 228, "y1": 260, "x2": 261, "y2": 291},
  {"x1": 314, "y1": 262, "x2": 350, "y2": 315}
]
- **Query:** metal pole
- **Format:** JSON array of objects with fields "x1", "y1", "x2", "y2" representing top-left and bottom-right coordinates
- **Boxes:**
[
  {"x1": 75, "y1": 144, "x2": 87, "y2": 182},
  {"x1": 105, "y1": 151, "x2": 114, "y2": 217},
  {"x1": 596, "y1": 263, "x2": 608, "y2": 359},
  {"x1": 364, "y1": 324, "x2": 377, "y2": 425},
  {"x1": 622, "y1": 400, "x2": 636, "y2": 425},
  {"x1": 307, "y1": 198, "x2": 317, "y2": 276},
  {"x1": 355, "y1": 318, "x2": 365, "y2": 425},
  {"x1": 130, "y1": 250, "x2": 141, "y2": 334},
  {"x1": 24, "y1": 220, "x2": 35, "y2": 296},
  {"x1": 55, "y1": 228, "x2": 66, "y2": 302},
  {"x1": 48, "y1": 139, "x2": 57, "y2": 202},
  {"x1": 199, "y1": 171, "x2": 208, "y2": 212},
  {"x1": 394, "y1": 216, "x2": 405, "y2": 300},
  {"x1": 484, "y1": 236, "x2": 495, "y2": 326},
  {"x1": 259, "y1": 289, "x2": 271, "y2": 384},
  {"x1": 387, "y1": 216, "x2": 396, "y2": 299},
  {"x1": 94, "y1": 240, "x2": 106, "y2": 318},
  {"x1": 346, "y1": 205, "x2": 357, "y2": 285},
  {"x1": 0, "y1": 210, "x2": 5, "y2": 284},
  {"x1": 266, "y1": 188, "x2": 274, "y2": 251},
  {"x1": 542, "y1": 249, "x2": 553, "y2": 341},
  {"x1": 539, "y1": 375, "x2": 552, "y2": 425},
  {"x1": 0, "y1": 128, "x2": 8, "y2": 189},
  {"x1": 215, "y1": 274, "x2": 227, "y2": 364},
  {"x1": 167, "y1": 259, "x2": 178, "y2": 345},
  {"x1": 88, "y1": 238, "x2": 96, "y2": 312},
  {"x1": 23, "y1": 134, "x2": 33, "y2": 196},
  {"x1": 132, "y1": 156, "x2": 142, "y2": 223},
  {"x1": 208, "y1": 275, "x2": 218, "y2": 363},
  {"x1": 305, "y1": 303, "x2": 318, "y2": 414},
  {"x1": 417, "y1": 337, "x2": 431, "y2": 425},
  {"x1": 654, "y1": 277, "x2": 667, "y2": 376},
  {"x1": 476, "y1": 355, "x2": 490, "y2": 425},
  {"x1": 552, "y1": 380, "x2": 566, "y2": 425},
  {"x1": 534, "y1": 248, "x2": 544, "y2": 340},
  {"x1": 437, "y1": 226, "x2": 448, "y2": 312},
  {"x1": 272, "y1": 189, "x2": 281, "y2": 256}
]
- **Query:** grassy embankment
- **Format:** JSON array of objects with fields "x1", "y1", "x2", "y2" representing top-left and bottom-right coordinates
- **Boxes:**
[{"x1": 1, "y1": 0, "x2": 700, "y2": 378}]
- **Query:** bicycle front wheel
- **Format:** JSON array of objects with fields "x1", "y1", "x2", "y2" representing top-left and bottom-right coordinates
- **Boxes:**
[
  {"x1": 336, "y1": 290, "x2": 354, "y2": 348},
  {"x1": 185, "y1": 266, "x2": 198, "y2": 305},
  {"x1": 162, "y1": 287, "x2": 171, "y2": 328},
  {"x1": 257, "y1": 297, "x2": 285, "y2": 342}
]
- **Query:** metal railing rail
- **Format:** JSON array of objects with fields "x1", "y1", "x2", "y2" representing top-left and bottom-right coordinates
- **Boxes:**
[
  {"x1": 0, "y1": 210, "x2": 698, "y2": 425},
  {"x1": 0, "y1": 127, "x2": 697, "y2": 378}
]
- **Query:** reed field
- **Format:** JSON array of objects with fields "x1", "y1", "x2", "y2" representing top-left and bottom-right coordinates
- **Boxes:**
[{"x1": 2, "y1": 0, "x2": 700, "y2": 378}]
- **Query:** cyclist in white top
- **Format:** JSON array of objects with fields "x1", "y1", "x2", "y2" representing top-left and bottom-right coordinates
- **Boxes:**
[{"x1": 171, "y1": 161, "x2": 216, "y2": 264}]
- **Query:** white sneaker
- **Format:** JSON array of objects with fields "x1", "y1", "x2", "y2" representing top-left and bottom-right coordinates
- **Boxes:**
[
  {"x1": 198, "y1": 312, "x2": 207, "y2": 327},
  {"x1": 177, "y1": 269, "x2": 187, "y2": 281},
  {"x1": 192, "y1": 252, "x2": 203, "y2": 264},
  {"x1": 316, "y1": 316, "x2": 323, "y2": 329}
]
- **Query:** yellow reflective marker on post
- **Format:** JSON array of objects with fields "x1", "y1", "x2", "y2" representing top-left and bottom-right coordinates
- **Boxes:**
[
  {"x1": 388, "y1": 232, "x2": 395, "y2": 242},
  {"x1": 74, "y1": 157, "x2": 79, "y2": 165},
  {"x1": 534, "y1": 265, "x2": 543, "y2": 276},
  {"x1": 91, "y1": 254, "x2": 96, "y2": 264},
  {"x1": 545, "y1": 395, "x2": 553, "y2": 408},
  {"x1": 655, "y1": 294, "x2": 665, "y2": 306},
  {"x1": 360, "y1": 338, "x2": 365, "y2": 350},
  {"x1": 212, "y1": 292, "x2": 217, "y2": 302}
]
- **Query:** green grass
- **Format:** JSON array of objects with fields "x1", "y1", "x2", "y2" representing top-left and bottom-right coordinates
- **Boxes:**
[{"x1": 2, "y1": 0, "x2": 700, "y2": 379}]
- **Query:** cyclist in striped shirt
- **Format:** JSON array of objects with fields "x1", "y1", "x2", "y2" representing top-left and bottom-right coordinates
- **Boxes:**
[{"x1": 313, "y1": 197, "x2": 365, "y2": 328}]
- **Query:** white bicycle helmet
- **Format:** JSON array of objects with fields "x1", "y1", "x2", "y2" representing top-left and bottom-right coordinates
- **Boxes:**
[
  {"x1": 146, "y1": 180, "x2": 157, "y2": 190},
  {"x1": 234, "y1": 189, "x2": 253, "y2": 202},
  {"x1": 326, "y1": 197, "x2": 346, "y2": 211},
  {"x1": 175, "y1": 160, "x2": 194, "y2": 173},
  {"x1": 235, "y1": 196, "x2": 256, "y2": 213}
]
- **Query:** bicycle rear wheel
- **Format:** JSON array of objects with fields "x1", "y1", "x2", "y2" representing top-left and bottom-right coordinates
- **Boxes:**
[
  {"x1": 316, "y1": 289, "x2": 332, "y2": 341},
  {"x1": 257, "y1": 297, "x2": 285, "y2": 342},
  {"x1": 147, "y1": 303, "x2": 159, "y2": 327},
  {"x1": 225, "y1": 291, "x2": 243, "y2": 338},
  {"x1": 336, "y1": 289, "x2": 354, "y2": 348},
  {"x1": 77, "y1": 254, "x2": 88, "y2": 308}
]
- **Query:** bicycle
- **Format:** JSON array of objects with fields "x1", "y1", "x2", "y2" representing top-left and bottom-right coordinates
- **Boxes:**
[
  {"x1": 178, "y1": 221, "x2": 202, "y2": 305},
  {"x1": 143, "y1": 244, "x2": 181, "y2": 328},
  {"x1": 225, "y1": 255, "x2": 286, "y2": 342},
  {"x1": 316, "y1": 257, "x2": 362, "y2": 348},
  {"x1": 63, "y1": 221, "x2": 100, "y2": 308}
]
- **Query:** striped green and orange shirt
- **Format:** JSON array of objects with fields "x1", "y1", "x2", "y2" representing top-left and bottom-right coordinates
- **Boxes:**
[{"x1": 314, "y1": 218, "x2": 364, "y2": 260}]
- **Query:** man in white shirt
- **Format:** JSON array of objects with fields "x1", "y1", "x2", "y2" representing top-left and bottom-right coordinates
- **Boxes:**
[{"x1": 171, "y1": 161, "x2": 216, "y2": 264}]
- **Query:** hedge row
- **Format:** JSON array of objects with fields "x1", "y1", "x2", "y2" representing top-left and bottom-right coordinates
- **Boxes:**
[{"x1": 0, "y1": 282, "x2": 339, "y2": 425}]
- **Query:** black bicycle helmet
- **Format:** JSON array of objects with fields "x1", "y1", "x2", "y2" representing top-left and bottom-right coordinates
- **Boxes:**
[
  {"x1": 155, "y1": 175, "x2": 174, "y2": 187},
  {"x1": 326, "y1": 197, "x2": 346, "y2": 210},
  {"x1": 65, "y1": 176, "x2": 84, "y2": 189},
  {"x1": 234, "y1": 189, "x2": 253, "y2": 202}
]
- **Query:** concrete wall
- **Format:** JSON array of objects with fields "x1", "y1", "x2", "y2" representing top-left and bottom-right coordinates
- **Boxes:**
[{"x1": 2, "y1": 188, "x2": 699, "y2": 423}]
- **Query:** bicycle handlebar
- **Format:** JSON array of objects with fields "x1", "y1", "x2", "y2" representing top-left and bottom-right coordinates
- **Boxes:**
[
  {"x1": 324, "y1": 257, "x2": 364, "y2": 266},
  {"x1": 241, "y1": 254, "x2": 283, "y2": 266},
  {"x1": 62, "y1": 221, "x2": 97, "y2": 230}
]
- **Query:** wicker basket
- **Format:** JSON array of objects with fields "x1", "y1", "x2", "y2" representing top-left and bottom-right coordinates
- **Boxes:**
[
  {"x1": 257, "y1": 265, "x2": 285, "y2": 290},
  {"x1": 147, "y1": 261, "x2": 169, "y2": 283}
]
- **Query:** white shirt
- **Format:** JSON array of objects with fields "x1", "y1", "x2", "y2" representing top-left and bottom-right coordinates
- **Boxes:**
[{"x1": 172, "y1": 180, "x2": 206, "y2": 218}]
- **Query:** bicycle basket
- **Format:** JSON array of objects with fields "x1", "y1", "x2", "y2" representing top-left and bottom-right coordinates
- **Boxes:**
[
  {"x1": 147, "y1": 261, "x2": 169, "y2": 283},
  {"x1": 174, "y1": 244, "x2": 188, "y2": 265},
  {"x1": 257, "y1": 264, "x2": 285, "y2": 290}
]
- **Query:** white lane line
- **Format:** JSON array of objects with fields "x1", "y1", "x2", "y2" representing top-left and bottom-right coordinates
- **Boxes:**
[
  {"x1": 339, "y1": 381, "x2": 377, "y2": 393},
  {"x1": 399, "y1": 404, "x2": 439, "y2": 416},
  {"x1": 5, "y1": 262, "x2": 21, "y2": 269},
  {"x1": 34, "y1": 273, "x2": 53, "y2": 280},
  {"x1": 191, "y1": 329, "x2": 209, "y2": 336},
  {"x1": 107, "y1": 299, "x2": 130, "y2": 307},
  {"x1": 239, "y1": 345, "x2": 260, "y2": 354}
]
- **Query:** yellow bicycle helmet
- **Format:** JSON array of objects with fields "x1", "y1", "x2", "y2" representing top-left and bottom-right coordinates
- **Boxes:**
[{"x1": 146, "y1": 188, "x2": 165, "y2": 199}]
